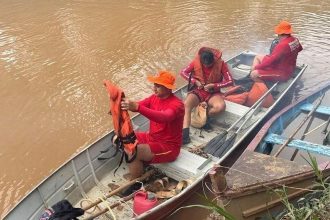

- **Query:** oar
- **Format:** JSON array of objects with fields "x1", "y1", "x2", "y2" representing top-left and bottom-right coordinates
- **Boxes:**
[
  {"x1": 290, "y1": 108, "x2": 318, "y2": 161},
  {"x1": 82, "y1": 169, "x2": 155, "y2": 211},
  {"x1": 204, "y1": 82, "x2": 279, "y2": 155},
  {"x1": 323, "y1": 129, "x2": 330, "y2": 145},
  {"x1": 212, "y1": 89, "x2": 268, "y2": 157},
  {"x1": 82, "y1": 194, "x2": 134, "y2": 220},
  {"x1": 322, "y1": 116, "x2": 330, "y2": 134},
  {"x1": 322, "y1": 116, "x2": 330, "y2": 145},
  {"x1": 274, "y1": 93, "x2": 326, "y2": 157}
]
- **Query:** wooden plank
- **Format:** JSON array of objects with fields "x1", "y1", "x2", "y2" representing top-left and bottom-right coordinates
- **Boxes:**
[
  {"x1": 300, "y1": 103, "x2": 330, "y2": 116},
  {"x1": 264, "y1": 133, "x2": 330, "y2": 157},
  {"x1": 225, "y1": 151, "x2": 310, "y2": 190}
]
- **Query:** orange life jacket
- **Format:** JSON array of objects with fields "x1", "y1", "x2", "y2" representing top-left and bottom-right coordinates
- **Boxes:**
[
  {"x1": 192, "y1": 47, "x2": 224, "y2": 84},
  {"x1": 221, "y1": 83, "x2": 274, "y2": 107},
  {"x1": 245, "y1": 82, "x2": 274, "y2": 108},
  {"x1": 223, "y1": 85, "x2": 248, "y2": 104},
  {"x1": 103, "y1": 80, "x2": 138, "y2": 154}
]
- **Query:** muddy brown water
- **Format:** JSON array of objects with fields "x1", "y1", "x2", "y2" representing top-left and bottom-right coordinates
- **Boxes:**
[{"x1": 1, "y1": 0, "x2": 330, "y2": 218}]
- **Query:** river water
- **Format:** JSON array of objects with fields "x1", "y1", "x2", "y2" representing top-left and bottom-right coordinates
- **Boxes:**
[{"x1": 1, "y1": 0, "x2": 330, "y2": 218}]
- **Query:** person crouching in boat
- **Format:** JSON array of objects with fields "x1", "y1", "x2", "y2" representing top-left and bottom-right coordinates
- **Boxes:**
[
  {"x1": 250, "y1": 20, "x2": 303, "y2": 82},
  {"x1": 120, "y1": 71, "x2": 184, "y2": 194},
  {"x1": 180, "y1": 47, "x2": 234, "y2": 144}
]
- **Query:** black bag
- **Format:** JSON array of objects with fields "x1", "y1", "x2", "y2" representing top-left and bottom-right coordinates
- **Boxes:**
[{"x1": 40, "y1": 200, "x2": 84, "y2": 220}]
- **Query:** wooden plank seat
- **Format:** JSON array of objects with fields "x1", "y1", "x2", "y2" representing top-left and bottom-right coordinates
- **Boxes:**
[
  {"x1": 264, "y1": 133, "x2": 330, "y2": 157},
  {"x1": 300, "y1": 103, "x2": 330, "y2": 116}
]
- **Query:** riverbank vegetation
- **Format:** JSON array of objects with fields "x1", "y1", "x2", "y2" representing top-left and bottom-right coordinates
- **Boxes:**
[
  {"x1": 183, "y1": 153, "x2": 330, "y2": 220},
  {"x1": 274, "y1": 153, "x2": 330, "y2": 220}
]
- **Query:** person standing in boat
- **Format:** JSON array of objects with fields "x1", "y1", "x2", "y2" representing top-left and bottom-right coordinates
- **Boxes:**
[
  {"x1": 180, "y1": 47, "x2": 234, "y2": 144},
  {"x1": 120, "y1": 71, "x2": 184, "y2": 192},
  {"x1": 250, "y1": 20, "x2": 303, "y2": 82}
]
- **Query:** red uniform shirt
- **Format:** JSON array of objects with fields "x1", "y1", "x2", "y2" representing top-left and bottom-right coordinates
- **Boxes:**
[
  {"x1": 137, "y1": 94, "x2": 184, "y2": 150},
  {"x1": 255, "y1": 36, "x2": 303, "y2": 81}
]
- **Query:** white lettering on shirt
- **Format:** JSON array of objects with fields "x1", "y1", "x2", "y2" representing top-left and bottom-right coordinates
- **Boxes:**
[{"x1": 289, "y1": 39, "x2": 300, "y2": 52}]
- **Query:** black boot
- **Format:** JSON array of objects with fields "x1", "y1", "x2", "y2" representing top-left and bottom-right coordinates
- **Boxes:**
[
  {"x1": 202, "y1": 118, "x2": 213, "y2": 132},
  {"x1": 182, "y1": 128, "x2": 191, "y2": 145}
]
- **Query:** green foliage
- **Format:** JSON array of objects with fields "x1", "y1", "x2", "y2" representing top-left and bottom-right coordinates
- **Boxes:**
[
  {"x1": 197, "y1": 193, "x2": 236, "y2": 220},
  {"x1": 275, "y1": 153, "x2": 330, "y2": 220},
  {"x1": 181, "y1": 153, "x2": 330, "y2": 220},
  {"x1": 170, "y1": 192, "x2": 236, "y2": 220}
]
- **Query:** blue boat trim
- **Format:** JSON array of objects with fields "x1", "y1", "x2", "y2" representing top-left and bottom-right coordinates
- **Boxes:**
[
  {"x1": 264, "y1": 133, "x2": 330, "y2": 157},
  {"x1": 300, "y1": 103, "x2": 330, "y2": 116}
]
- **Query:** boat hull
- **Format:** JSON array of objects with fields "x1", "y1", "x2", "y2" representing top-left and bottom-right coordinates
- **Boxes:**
[{"x1": 219, "y1": 82, "x2": 330, "y2": 219}]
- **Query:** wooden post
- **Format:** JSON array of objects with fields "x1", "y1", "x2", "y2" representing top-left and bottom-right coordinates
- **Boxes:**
[
  {"x1": 208, "y1": 164, "x2": 227, "y2": 220},
  {"x1": 209, "y1": 164, "x2": 227, "y2": 193}
]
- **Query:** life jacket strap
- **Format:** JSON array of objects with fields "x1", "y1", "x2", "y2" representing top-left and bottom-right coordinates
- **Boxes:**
[
  {"x1": 113, "y1": 144, "x2": 138, "y2": 175},
  {"x1": 125, "y1": 146, "x2": 138, "y2": 164},
  {"x1": 112, "y1": 133, "x2": 138, "y2": 175},
  {"x1": 121, "y1": 132, "x2": 137, "y2": 144},
  {"x1": 113, "y1": 150, "x2": 125, "y2": 175}
]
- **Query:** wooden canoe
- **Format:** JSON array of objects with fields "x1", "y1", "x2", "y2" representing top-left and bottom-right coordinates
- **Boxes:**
[
  {"x1": 218, "y1": 82, "x2": 330, "y2": 220},
  {"x1": 3, "y1": 51, "x2": 307, "y2": 220}
]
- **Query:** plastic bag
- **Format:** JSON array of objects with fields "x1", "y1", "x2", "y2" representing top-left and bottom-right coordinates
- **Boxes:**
[{"x1": 191, "y1": 102, "x2": 207, "y2": 128}]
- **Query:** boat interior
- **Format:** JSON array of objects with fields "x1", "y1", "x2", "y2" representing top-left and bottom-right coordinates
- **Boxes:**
[{"x1": 255, "y1": 85, "x2": 330, "y2": 166}]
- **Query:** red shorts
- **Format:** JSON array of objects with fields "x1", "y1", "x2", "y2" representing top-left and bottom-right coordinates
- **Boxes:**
[
  {"x1": 190, "y1": 89, "x2": 222, "y2": 102},
  {"x1": 136, "y1": 132, "x2": 180, "y2": 164}
]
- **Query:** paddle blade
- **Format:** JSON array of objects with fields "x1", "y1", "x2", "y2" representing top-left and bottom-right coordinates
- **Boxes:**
[
  {"x1": 204, "y1": 131, "x2": 228, "y2": 154},
  {"x1": 213, "y1": 133, "x2": 237, "y2": 158}
]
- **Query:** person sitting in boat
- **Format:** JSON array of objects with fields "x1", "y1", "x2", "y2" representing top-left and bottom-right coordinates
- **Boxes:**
[
  {"x1": 119, "y1": 71, "x2": 184, "y2": 194},
  {"x1": 250, "y1": 20, "x2": 303, "y2": 82},
  {"x1": 180, "y1": 47, "x2": 234, "y2": 144}
]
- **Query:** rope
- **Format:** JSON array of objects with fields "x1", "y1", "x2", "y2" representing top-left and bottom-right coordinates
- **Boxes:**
[
  {"x1": 99, "y1": 197, "x2": 116, "y2": 220},
  {"x1": 303, "y1": 120, "x2": 328, "y2": 136},
  {"x1": 79, "y1": 199, "x2": 98, "y2": 214},
  {"x1": 121, "y1": 199, "x2": 137, "y2": 216}
]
